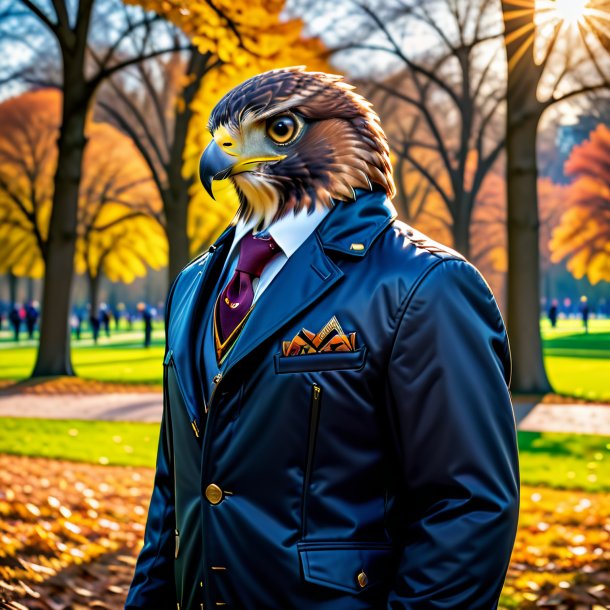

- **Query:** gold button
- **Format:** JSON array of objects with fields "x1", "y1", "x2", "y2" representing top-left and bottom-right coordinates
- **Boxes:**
[
  {"x1": 357, "y1": 570, "x2": 368, "y2": 588},
  {"x1": 205, "y1": 483, "x2": 224, "y2": 504}
]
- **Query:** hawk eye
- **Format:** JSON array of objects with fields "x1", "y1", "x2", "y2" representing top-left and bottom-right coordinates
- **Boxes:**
[{"x1": 266, "y1": 115, "x2": 296, "y2": 144}]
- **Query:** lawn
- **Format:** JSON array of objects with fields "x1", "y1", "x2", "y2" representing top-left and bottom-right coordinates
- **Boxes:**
[
  {"x1": 0, "y1": 326, "x2": 165, "y2": 384},
  {"x1": 1, "y1": 318, "x2": 608, "y2": 397},
  {"x1": 541, "y1": 318, "x2": 610, "y2": 402},
  {"x1": 1, "y1": 416, "x2": 608, "y2": 492}
]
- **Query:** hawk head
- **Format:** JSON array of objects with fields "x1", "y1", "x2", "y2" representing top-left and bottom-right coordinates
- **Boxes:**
[{"x1": 199, "y1": 66, "x2": 395, "y2": 228}]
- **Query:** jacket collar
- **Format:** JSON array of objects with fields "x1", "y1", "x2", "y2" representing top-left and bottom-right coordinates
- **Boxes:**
[
  {"x1": 209, "y1": 187, "x2": 397, "y2": 258},
  {"x1": 211, "y1": 187, "x2": 396, "y2": 378},
  {"x1": 317, "y1": 187, "x2": 397, "y2": 257}
]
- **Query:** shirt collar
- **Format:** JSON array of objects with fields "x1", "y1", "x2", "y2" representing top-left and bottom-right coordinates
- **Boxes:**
[{"x1": 227, "y1": 205, "x2": 332, "y2": 261}]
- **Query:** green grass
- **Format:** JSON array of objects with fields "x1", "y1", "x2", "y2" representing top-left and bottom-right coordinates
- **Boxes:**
[
  {"x1": 517, "y1": 430, "x2": 610, "y2": 492},
  {"x1": 541, "y1": 319, "x2": 610, "y2": 402},
  {"x1": 0, "y1": 326, "x2": 165, "y2": 384},
  {"x1": 0, "y1": 417, "x2": 608, "y2": 492},
  {"x1": 0, "y1": 417, "x2": 160, "y2": 467},
  {"x1": 0, "y1": 318, "x2": 608, "y2": 396}
]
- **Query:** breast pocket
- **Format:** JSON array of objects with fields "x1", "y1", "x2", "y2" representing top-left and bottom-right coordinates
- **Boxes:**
[{"x1": 274, "y1": 346, "x2": 367, "y2": 374}]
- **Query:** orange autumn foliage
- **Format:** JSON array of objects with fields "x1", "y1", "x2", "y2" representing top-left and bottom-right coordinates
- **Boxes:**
[
  {"x1": 0, "y1": 89, "x2": 166, "y2": 282},
  {"x1": 551, "y1": 124, "x2": 610, "y2": 285},
  {"x1": 127, "y1": 0, "x2": 331, "y2": 255}
]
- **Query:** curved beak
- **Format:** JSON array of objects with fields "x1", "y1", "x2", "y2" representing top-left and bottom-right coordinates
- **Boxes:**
[
  {"x1": 199, "y1": 140, "x2": 287, "y2": 200},
  {"x1": 199, "y1": 140, "x2": 236, "y2": 200}
]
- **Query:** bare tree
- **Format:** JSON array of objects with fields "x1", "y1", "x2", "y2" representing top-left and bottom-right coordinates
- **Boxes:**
[
  {"x1": 502, "y1": 0, "x2": 610, "y2": 393},
  {"x1": 316, "y1": 0, "x2": 507, "y2": 259},
  {"x1": 95, "y1": 44, "x2": 222, "y2": 282},
  {"x1": 0, "y1": 0, "x2": 190, "y2": 376}
]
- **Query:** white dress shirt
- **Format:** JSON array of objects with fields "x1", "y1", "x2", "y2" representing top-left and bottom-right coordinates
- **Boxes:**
[
  {"x1": 200, "y1": 205, "x2": 331, "y2": 392},
  {"x1": 219, "y1": 205, "x2": 332, "y2": 302}
]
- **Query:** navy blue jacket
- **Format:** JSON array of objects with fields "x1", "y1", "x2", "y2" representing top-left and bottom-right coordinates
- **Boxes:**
[{"x1": 126, "y1": 189, "x2": 520, "y2": 609}]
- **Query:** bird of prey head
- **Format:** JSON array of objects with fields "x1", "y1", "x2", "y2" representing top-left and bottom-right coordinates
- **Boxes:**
[{"x1": 199, "y1": 66, "x2": 395, "y2": 229}]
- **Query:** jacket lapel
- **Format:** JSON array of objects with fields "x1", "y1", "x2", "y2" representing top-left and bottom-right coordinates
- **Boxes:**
[
  {"x1": 168, "y1": 224, "x2": 235, "y2": 417},
  {"x1": 220, "y1": 188, "x2": 397, "y2": 376},
  {"x1": 220, "y1": 230, "x2": 343, "y2": 375}
]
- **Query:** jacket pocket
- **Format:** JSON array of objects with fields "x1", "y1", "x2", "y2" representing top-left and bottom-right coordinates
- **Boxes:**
[
  {"x1": 301, "y1": 383, "x2": 322, "y2": 538},
  {"x1": 297, "y1": 540, "x2": 393, "y2": 594},
  {"x1": 165, "y1": 349, "x2": 201, "y2": 441},
  {"x1": 274, "y1": 346, "x2": 367, "y2": 374}
]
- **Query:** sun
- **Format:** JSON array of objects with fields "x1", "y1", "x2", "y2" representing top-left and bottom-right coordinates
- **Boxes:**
[
  {"x1": 553, "y1": 0, "x2": 589, "y2": 25},
  {"x1": 534, "y1": 0, "x2": 596, "y2": 43}
]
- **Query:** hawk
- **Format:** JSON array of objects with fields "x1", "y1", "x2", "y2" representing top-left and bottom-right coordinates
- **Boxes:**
[{"x1": 199, "y1": 66, "x2": 395, "y2": 229}]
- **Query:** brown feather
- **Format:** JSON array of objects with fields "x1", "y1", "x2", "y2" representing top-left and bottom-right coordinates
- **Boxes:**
[{"x1": 208, "y1": 67, "x2": 395, "y2": 225}]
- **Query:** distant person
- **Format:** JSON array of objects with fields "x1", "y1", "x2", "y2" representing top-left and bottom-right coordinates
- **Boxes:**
[
  {"x1": 9, "y1": 306, "x2": 22, "y2": 341},
  {"x1": 100, "y1": 306, "x2": 111, "y2": 337},
  {"x1": 126, "y1": 312, "x2": 134, "y2": 331},
  {"x1": 113, "y1": 307, "x2": 121, "y2": 331},
  {"x1": 580, "y1": 296, "x2": 589, "y2": 333},
  {"x1": 141, "y1": 305, "x2": 153, "y2": 348},
  {"x1": 548, "y1": 300, "x2": 558, "y2": 328},
  {"x1": 89, "y1": 312, "x2": 100, "y2": 343},
  {"x1": 24, "y1": 301, "x2": 38, "y2": 339}
]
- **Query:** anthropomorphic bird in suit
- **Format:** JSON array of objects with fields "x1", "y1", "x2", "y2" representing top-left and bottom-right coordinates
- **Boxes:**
[{"x1": 126, "y1": 67, "x2": 520, "y2": 610}]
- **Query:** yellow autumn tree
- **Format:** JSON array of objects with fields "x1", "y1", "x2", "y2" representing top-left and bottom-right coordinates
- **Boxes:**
[
  {"x1": 186, "y1": 25, "x2": 330, "y2": 253},
  {"x1": 550, "y1": 124, "x2": 610, "y2": 285},
  {"x1": 74, "y1": 122, "x2": 166, "y2": 316},
  {"x1": 0, "y1": 89, "x2": 166, "y2": 308},
  {"x1": 0, "y1": 89, "x2": 59, "y2": 278},
  {"x1": 119, "y1": 0, "x2": 331, "y2": 268},
  {"x1": 127, "y1": 0, "x2": 329, "y2": 255}
]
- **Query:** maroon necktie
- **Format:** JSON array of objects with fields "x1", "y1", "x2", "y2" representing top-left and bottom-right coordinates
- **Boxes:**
[{"x1": 216, "y1": 232, "x2": 280, "y2": 346}]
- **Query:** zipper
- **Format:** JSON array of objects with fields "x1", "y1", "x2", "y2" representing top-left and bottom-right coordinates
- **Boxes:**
[
  {"x1": 205, "y1": 373, "x2": 223, "y2": 414},
  {"x1": 302, "y1": 383, "x2": 322, "y2": 538},
  {"x1": 175, "y1": 528, "x2": 180, "y2": 559},
  {"x1": 164, "y1": 349, "x2": 201, "y2": 440}
]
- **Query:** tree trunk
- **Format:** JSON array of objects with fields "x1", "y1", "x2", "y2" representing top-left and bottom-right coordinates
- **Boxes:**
[
  {"x1": 88, "y1": 272, "x2": 101, "y2": 320},
  {"x1": 164, "y1": 186, "x2": 191, "y2": 285},
  {"x1": 502, "y1": 1, "x2": 552, "y2": 395},
  {"x1": 26, "y1": 277, "x2": 34, "y2": 303},
  {"x1": 32, "y1": 88, "x2": 89, "y2": 378},
  {"x1": 505, "y1": 111, "x2": 552, "y2": 394},
  {"x1": 453, "y1": 203, "x2": 471, "y2": 260},
  {"x1": 164, "y1": 49, "x2": 212, "y2": 285},
  {"x1": 8, "y1": 272, "x2": 18, "y2": 310}
]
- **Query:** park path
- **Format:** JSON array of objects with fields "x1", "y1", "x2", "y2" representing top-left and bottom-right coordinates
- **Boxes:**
[{"x1": 0, "y1": 392, "x2": 609, "y2": 434}]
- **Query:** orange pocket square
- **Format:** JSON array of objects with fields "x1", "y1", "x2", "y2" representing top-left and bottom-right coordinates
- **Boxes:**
[{"x1": 282, "y1": 316, "x2": 357, "y2": 356}]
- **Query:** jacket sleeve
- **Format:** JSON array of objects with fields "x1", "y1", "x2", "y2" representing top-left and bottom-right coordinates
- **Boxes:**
[
  {"x1": 125, "y1": 282, "x2": 179, "y2": 609},
  {"x1": 385, "y1": 257, "x2": 520, "y2": 610},
  {"x1": 124, "y1": 400, "x2": 176, "y2": 609}
]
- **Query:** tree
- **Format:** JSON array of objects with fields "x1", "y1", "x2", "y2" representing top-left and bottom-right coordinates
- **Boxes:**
[
  {"x1": 75, "y1": 121, "x2": 165, "y2": 316},
  {"x1": 550, "y1": 123, "x2": 610, "y2": 284},
  {"x1": 318, "y1": 0, "x2": 507, "y2": 258},
  {"x1": 0, "y1": 89, "x2": 58, "y2": 279},
  {"x1": 104, "y1": 0, "x2": 329, "y2": 279},
  {"x1": 96, "y1": 50, "x2": 217, "y2": 283},
  {"x1": 0, "y1": 89, "x2": 165, "y2": 322},
  {"x1": 469, "y1": 169, "x2": 570, "y2": 308},
  {"x1": 2, "y1": 0, "x2": 188, "y2": 377},
  {"x1": 502, "y1": 0, "x2": 610, "y2": 393},
  {"x1": 178, "y1": 6, "x2": 330, "y2": 256}
]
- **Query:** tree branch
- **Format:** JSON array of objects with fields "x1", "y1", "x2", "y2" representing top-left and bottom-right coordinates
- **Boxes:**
[{"x1": 16, "y1": 0, "x2": 58, "y2": 36}]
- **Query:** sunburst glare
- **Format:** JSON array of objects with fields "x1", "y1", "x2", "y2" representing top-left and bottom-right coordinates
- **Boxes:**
[{"x1": 552, "y1": 0, "x2": 590, "y2": 25}]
